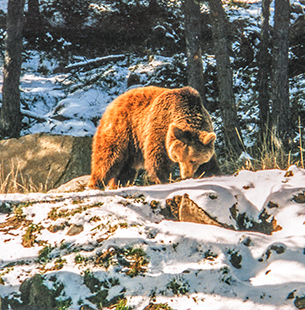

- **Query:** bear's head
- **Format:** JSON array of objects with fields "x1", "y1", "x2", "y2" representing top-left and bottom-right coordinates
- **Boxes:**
[{"x1": 166, "y1": 123, "x2": 216, "y2": 180}]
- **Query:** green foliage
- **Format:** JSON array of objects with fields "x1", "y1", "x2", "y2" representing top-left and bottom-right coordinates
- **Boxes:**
[
  {"x1": 83, "y1": 269, "x2": 103, "y2": 294},
  {"x1": 166, "y1": 276, "x2": 190, "y2": 296},
  {"x1": 75, "y1": 253, "x2": 88, "y2": 264},
  {"x1": 53, "y1": 257, "x2": 67, "y2": 270},
  {"x1": 94, "y1": 246, "x2": 149, "y2": 277},
  {"x1": 228, "y1": 249, "x2": 242, "y2": 269},
  {"x1": 38, "y1": 244, "x2": 53, "y2": 264},
  {"x1": 123, "y1": 247, "x2": 149, "y2": 277},
  {"x1": 13, "y1": 205, "x2": 26, "y2": 220},
  {"x1": 48, "y1": 203, "x2": 104, "y2": 221},
  {"x1": 82, "y1": 270, "x2": 123, "y2": 309},
  {"x1": 113, "y1": 298, "x2": 131, "y2": 310},
  {"x1": 220, "y1": 266, "x2": 234, "y2": 285},
  {"x1": 151, "y1": 304, "x2": 174, "y2": 310},
  {"x1": 22, "y1": 223, "x2": 44, "y2": 248},
  {"x1": 204, "y1": 249, "x2": 218, "y2": 261},
  {"x1": 0, "y1": 267, "x2": 14, "y2": 286}
]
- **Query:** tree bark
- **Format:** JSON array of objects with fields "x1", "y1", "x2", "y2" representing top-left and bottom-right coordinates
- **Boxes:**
[
  {"x1": 271, "y1": 0, "x2": 292, "y2": 149},
  {"x1": 0, "y1": 0, "x2": 25, "y2": 139},
  {"x1": 257, "y1": 0, "x2": 271, "y2": 141},
  {"x1": 27, "y1": 0, "x2": 40, "y2": 28},
  {"x1": 208, "y1": 0, "x2": 243, "y2": 155},
  {"x1": 28, "y1": 0, "x2": 39, "y2": 18},
  {"x1": 184, "y1": 0, "x2": 207, "y2": 109}
]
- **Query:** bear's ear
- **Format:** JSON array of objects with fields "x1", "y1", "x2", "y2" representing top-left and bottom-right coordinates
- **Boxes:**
[
  {"x1": 200, "y1": 132, "x2": 216, "y2": 145},
  {"x1": 169, "y1": 124, "x2": 190, "y2": 142}
]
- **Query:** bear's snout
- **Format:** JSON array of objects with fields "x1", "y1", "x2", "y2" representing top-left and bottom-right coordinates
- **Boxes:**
[{"x1": 179, "y1": 162, "x2": 197, "y2": 180}]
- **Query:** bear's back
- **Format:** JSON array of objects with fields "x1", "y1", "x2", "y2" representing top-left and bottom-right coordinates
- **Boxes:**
[
  {"x1": 111, "y1": 86, "x2": 167, "y2": 114},
  {"x1": 97, "y1": 86, "x2": 166, "y2": 131}
]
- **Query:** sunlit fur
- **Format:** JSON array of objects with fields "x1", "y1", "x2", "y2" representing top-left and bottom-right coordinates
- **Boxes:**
[
  {"x1": 89, "y1": 86, "x2": 217, "y2": 189},
  {"x1": 166, "y1": 124, "x2": 216, "y2": 179}
]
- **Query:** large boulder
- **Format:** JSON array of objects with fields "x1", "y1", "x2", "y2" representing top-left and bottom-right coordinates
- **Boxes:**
[{"x1": 0, "y1": 133, "x2": 92, "y2": 192}]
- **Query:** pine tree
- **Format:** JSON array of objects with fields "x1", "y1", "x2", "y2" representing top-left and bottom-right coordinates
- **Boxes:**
[
  {"x1": 208, "y1": 0, "x2": 243, "y2": 156},
  {"x1": 271, "y1": 0, "x2": 292, "y2": 150},
  {"x1": 0, "y1": 0, "x2": 25, "y2": 139},
  {"x1": 184, "y1": 0, "x2": 207, "y2": 108},
  {"x1": 257, "y1": 0, "x2": 271, "y2": 141}
]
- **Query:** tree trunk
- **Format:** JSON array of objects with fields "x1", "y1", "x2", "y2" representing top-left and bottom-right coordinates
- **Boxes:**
[
  {"x1": 28, "y1": 0, "x2": 39, "y2": 18},
  {"x1": 208, "y1": 0, "x2": 243, "y2": 156},
  {"x1": 184, "y1": 0, "x2": 207, "y2": 109},
  {"x1": 257, "y1": 0, "x2": 271, "y2": 142},
  {"x1": 0, "y1": 0, "x2": 25, "y2": 139},
  {"x1": 271, "y1": 0, "x2": 292, "y2": 149},
  {"x1": 27, "y1": 0, "x2": 40, "y2": 28}
]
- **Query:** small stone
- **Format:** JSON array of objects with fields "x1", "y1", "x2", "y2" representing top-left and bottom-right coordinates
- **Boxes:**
[
  {"x1": 295, "y1": 296, "x2": 305, "y2": 309},
  {"x1": 80, "y1": 305, "x2": 95, "y2": 310},
  {"x1": 66, "y1": 224, "x2": 84, "y2": 236},
  {"x1": 293, "y1": 192, "x2": 305, "y2": 204}
]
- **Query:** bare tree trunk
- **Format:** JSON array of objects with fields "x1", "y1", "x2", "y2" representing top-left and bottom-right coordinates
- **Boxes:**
[
  {"x1": 208, "y1": 0, "x2": 243, "y2": 156},
  {"x1": 271, "y1": 0, "x2": 292, "y2": 149},
  {"x1": 27, "y1": 0, "x2": 40, "y2": 29},
  {"x1": 0, "y1": 0, "x2": 25, "y2": 139},
  {"x1": 257, "y1": 0, "x2": 271, "y2": 141},
  {"x1": 184, "y1": 0, "x2": 207, "y2": 109},
  {"x1": 28, "y1": 0, "x2": 39, "y2": 18}
]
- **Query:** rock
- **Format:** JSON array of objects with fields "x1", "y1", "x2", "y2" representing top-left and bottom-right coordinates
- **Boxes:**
[
  {"x1": 178, "y1": 194, "x2": 223, "y2": 226},
  {"x1": 19, "y1": 274, "x2": 55, "y2": 310},
  {"x1": 0, "y1": 133, "x2": 92, "y2": 192},
  {"x1": 164, "y1": 194, "x2": 224, "y2": 227},
  {"x1": 67, "y1": 224, "x2": 84, "y2": 236},
  {"x1": 79, "y1": 305, "x2": 95, "y2": 310},
  {"x1": 48, "y1": 175, "x2": 91, "y2": 193},
  {"x1": 293, "y1": 192, "x2": 305, "y2": 203},
  {"x1": 295, "y1": 296, "x2": 305, "y2": 309}
]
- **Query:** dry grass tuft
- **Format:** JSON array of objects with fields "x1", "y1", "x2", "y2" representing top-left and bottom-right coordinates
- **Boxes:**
[
  {"x1": 220, "y1": 128, "x2": 303, "y2": 175},
  {"x1": 0, "y1": 161, "x2": 50, "y2": 194}
]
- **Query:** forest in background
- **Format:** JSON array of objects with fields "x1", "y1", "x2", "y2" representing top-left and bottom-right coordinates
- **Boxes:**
[{"x1": 0, "y1": 0, "x2": 305, "y2": 173}]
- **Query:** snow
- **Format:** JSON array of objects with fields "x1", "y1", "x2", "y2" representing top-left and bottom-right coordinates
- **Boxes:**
[
  {"x1": 0, "y1": 1, "x2": 7, "y2": 13},
  {"x1": 0, "y1": 166, "x2": 305, "y2": 309},
  {"x1": 0, "y1": 0, "x2": 305, "y2": 308}
]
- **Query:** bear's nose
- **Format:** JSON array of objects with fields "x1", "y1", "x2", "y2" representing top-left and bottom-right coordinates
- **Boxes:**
[{"x1": 180, "y1": 163, "x2": 194, "y2": 179}]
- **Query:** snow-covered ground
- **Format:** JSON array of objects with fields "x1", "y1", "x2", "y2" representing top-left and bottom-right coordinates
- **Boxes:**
[
  {"x1": 1, "y1": 166, "x2": 305, "y2": 309},
  {"x1": 1, "y1": 1, "x2": 305, "y2": 309},
  {"x1": 0, "y1": 50, "x2": 186, "y2": 137}
]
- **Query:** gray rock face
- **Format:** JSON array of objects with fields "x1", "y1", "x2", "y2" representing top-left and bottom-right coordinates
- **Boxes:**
[{"x1": 0, "y1": 133, "x2": 92, "y2": 192}]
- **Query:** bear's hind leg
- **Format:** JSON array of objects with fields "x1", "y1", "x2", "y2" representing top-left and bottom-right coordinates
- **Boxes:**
[
  {"x1": 97, "y1": 160, "x2": 138, "y2": 189},
  {"x1": 116, "y1": 163, "x2": 138, "y2": 187},
  {"x1": 89, "y1": 158, "x2": 128, "y2": 189},
  {"x1": 89, "y1": 129, "x2": 131, "y2": 189}
]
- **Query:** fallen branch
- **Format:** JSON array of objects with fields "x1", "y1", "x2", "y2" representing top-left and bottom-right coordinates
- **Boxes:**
[
  {"x1": 21, "y1": 109, "x2": 48, "y2": 122},
  {"x1": 65, "y1": 54, "x2": 126, "y2": 72}
]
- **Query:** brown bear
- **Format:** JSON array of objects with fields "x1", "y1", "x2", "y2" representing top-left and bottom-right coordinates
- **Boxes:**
[{"x1": 89, "y1": 86, "x2": 220, "y2": 189}]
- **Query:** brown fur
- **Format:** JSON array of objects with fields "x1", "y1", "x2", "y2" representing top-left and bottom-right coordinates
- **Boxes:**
[{"x1": 89, "y1": 86, "x2": 220, "y2": 189}]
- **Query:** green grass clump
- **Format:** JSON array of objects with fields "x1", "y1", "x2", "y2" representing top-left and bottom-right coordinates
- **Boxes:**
[
  {"x1": 22, "y1": 223, "x2": 44, "y2": 248},
  {"x1": 166, "y1": 276, "x2": 190, "y2": 296}
]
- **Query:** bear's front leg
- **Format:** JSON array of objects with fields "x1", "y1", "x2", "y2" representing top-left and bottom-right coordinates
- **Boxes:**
[{"x1": 144, "y1": 152, "x2": 173, "y2": 184}]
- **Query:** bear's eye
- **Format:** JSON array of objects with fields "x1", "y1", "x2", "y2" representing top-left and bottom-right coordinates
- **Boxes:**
[{"x1": 190, "y1": 160, "x2": 196, "y2": 164}]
